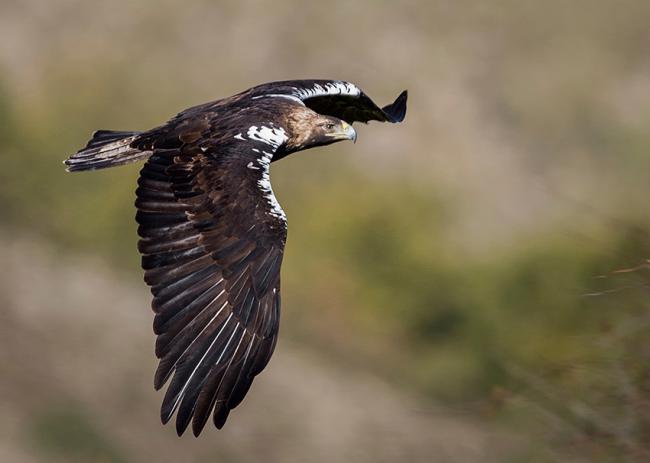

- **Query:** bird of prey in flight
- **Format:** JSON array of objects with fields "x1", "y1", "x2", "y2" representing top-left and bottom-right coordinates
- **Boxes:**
[{"x1": 64, "y1": 79, "x2": 407, "y2": 436}]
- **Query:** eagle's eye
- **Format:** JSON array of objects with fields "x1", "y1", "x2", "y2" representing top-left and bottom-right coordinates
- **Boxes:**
[{"x1": 324, "y1": 122, "x2": 335, "y2": 130}]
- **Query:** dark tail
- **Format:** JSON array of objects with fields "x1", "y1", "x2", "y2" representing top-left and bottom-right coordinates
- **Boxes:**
[{"x1": 64, "y1": 130, "x2": 152, "y2": 172}]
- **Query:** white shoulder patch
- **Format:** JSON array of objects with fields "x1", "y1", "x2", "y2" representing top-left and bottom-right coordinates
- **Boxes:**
[
  {"x1": 292, "y1": 81, "x2": 361, "y2": 100},
  {"x1": 254, "y1": 149, "x2": 286, "y2": 222},
  {"x1": 232, "y1": 124, "x2": 288, "y2": 150},
  {"x1": 246, "y1": 125, "x2": 288, "y2": 149}
]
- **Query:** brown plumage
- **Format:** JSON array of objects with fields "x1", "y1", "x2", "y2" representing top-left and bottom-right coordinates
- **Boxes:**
[{"x1": 64, "y1": 79, "x2": 407, "y2": 436}]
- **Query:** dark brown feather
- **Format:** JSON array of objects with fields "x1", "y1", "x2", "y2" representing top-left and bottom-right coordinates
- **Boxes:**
[{"x1": 137, "y1": 135, "x2": 285, "y2": 435}]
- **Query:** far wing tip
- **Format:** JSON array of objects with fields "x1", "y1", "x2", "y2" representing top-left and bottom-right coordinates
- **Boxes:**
[{"x1": 382, "y1": 89, "x2": 408, "y2": 123}]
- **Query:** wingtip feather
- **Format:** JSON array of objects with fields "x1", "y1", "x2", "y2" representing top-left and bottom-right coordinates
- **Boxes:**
[{"x1": 382, "y1": 89, "x2": 408, "y2": 123}]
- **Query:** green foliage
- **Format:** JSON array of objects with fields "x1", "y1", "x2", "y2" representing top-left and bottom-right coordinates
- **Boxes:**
[{"x1": 28, "y1": 403, "x2": 127, "y2": 463}]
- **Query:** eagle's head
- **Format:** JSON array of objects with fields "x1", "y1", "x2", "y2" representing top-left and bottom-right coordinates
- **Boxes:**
[{"x1": 284, "y1": 106, "x2": 356, "y2": 153}]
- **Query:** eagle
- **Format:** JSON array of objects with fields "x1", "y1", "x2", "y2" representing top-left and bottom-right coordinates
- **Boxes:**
[{"x1": 64, "y1": 79, "x2": 407, "y2": 436}]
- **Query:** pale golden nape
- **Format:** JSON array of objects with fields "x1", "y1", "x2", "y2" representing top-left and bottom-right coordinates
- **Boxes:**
[{"x1": 284, "y1": 106, "x2": 341, "y2": 151}]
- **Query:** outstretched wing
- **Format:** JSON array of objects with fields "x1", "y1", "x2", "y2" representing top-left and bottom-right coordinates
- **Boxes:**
[
  {"x1": 136, "y1": 129, "x2": 286, "y2": 436},
  {"x1": 249, "y1": 79, "x2": 407, "y2": 124}
]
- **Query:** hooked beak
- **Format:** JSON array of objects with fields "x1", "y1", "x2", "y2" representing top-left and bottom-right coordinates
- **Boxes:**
[{"x1": 326, "y1": 121, "x2": 357, "y2": 143}]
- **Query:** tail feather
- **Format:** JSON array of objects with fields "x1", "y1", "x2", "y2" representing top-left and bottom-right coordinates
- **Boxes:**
[{"x1": 65, "y1": 130, "x2": 151, "y2": 172}]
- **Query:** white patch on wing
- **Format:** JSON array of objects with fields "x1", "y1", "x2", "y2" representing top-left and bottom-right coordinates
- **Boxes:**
[
  {"x1": 254, "y1": 149, "x2": 286, "y2": 223},
  {"x1": 252, "y1": 94, "x2": 305, "y2": 105},
  {"x1": 292, "y1": 81, "x2": 361, "y2": 100},
  {"x1": 235, "y1": 123, "x2": 288, "y2": 223},
  {"x1": 246, "y1": 125, "x2": 288, "y2": 149}
]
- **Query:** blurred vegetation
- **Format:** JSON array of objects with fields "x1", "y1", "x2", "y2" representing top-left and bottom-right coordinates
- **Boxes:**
[
  {"x1": 28, "y1": 403, "x2": 127, "y2": 463},
  {"x1": 1, "y1": 0, "x2": 649, "y2": 461}
]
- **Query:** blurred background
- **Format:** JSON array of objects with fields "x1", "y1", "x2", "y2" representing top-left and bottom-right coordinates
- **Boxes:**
[{"x1": 1, "y1": 0, "x2": 649, "y2": 461}]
